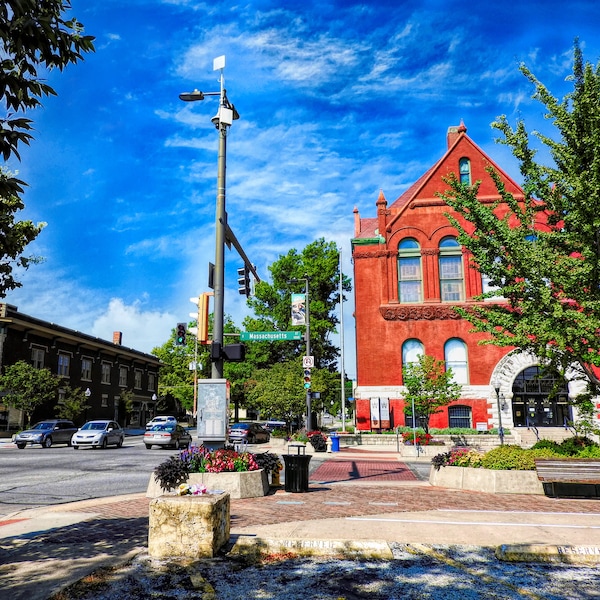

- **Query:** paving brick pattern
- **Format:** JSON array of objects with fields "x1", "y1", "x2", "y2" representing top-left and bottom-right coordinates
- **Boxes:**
[
  {"x1": 310, "y1": 459, "x2": 418, "y2": 482},
  {"x1": 63, "y1": 459, "x2": 600, "y2": 531}
]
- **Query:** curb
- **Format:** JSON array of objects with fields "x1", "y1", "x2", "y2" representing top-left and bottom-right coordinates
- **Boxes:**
[
  {"x1": 228, "y1": 535, "x2": 394, "y2": 559},
  {"x1": 496, "y1": 543, "x2": 600, "y2": 564}
]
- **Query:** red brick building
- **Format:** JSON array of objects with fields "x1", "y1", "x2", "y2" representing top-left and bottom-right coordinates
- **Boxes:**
[{"x1": 351, "y1": 123, "x2": 581, "y2": 433}]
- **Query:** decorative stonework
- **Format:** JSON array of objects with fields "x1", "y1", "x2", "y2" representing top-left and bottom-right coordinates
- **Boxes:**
[
  {"x1": 379, "y1": 305, "x2": 463, "y2": 321},
  {"x1": 148, "y1": 492, "x2": 230, "y2": 558}
]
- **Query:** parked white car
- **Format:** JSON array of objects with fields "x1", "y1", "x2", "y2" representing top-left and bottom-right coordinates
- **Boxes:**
[
  {"x1": 145, "y1": 415, "x2": 177, "y2": 430},
  {"x1": 72, "y1": 420, "x2": 124, "y2": 449}
]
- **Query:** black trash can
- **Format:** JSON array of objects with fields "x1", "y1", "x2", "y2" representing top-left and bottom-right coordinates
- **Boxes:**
[{"x1": 283, "y1": 444, "x2": 312, "y2": 493}]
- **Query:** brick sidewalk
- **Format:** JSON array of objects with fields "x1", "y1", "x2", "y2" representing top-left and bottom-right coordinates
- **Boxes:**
[{"x1": 63, "y1": 459, "x2": 600, "y2": 530}]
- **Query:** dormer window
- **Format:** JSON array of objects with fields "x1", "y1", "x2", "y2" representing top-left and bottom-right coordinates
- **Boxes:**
[{"x1": 459, "y1": 157, "x2": 471, "y2": 185}]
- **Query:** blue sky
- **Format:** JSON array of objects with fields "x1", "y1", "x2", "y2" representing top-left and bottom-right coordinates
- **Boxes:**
[{"x1": 6, "y1": 0, "x2": 600, "y2": 380}]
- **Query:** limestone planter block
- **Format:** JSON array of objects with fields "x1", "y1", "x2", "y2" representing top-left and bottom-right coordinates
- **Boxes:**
[
  {"x1": 148, "y1": 492, "x2": 230, "y2": 558},
  {"x1": 429, "y1": 465, "x2": 545, "y2": 495},
  {"x1": 146, "y1": 469, "x2": 269, "y2": 499}
]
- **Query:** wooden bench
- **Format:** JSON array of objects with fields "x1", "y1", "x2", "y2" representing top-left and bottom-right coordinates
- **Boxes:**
[{"x1": 534, "y1": 459, "x2": 600, "y2": 498}]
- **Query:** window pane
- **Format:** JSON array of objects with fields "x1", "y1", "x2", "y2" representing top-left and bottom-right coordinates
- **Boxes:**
[
  {"x1": 402, "y1": 339, "x2": 424, "y2": 364},
  {"x1": 449, "y1": 405, "x2": 472, "y2": 428}
]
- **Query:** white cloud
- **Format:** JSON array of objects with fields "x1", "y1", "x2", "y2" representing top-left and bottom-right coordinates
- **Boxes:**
[{"x1": 90, "y1": 298, "x2": 176, "y2": 354}]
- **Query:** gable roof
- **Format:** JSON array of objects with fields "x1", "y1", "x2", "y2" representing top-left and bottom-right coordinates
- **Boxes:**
[{"x1": 384, "y1": 124, "x2": 524, "y2": 231}]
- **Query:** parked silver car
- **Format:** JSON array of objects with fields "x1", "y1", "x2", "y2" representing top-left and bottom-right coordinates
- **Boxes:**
[
  {"x1": 144, "y1": 424, "x2": 192, "y2": 449},
  {"x1": 15, "y1": 419, "x2": 78, "y2": 449},
  {"x1": 71, "y1": 420, "x2": 124, "y2": 449}
]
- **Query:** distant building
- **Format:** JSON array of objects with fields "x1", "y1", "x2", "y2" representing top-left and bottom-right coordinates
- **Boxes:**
[
  {"x1": 351, "y1": 123, "x2": 589, "y2": 434},
  {"x1": 0, "y1": 303, "x2": 161, "y2": 429}
]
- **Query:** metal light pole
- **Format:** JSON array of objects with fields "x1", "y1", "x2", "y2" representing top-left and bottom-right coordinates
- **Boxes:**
[
  {"x1": 290, "y1": 276, "x2": 311, "y2": 430},
  {"x1": 179, "y1": 55, "x2": 239, "y2": 379},
  {"x1": 304, "y1": 276, "x2": 311, "y2": 430},
  {"x1": 492, "y1": 378, "x2": 505, "y2": 445},
  {"x1": 339, "y1": 249, "x2": 346, "y2": 432}
]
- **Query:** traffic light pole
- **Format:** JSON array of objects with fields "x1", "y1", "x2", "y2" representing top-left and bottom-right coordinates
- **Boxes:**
[
  {"x1": 212, "y1": 107, "x2": 226, "y2": 379},
  {"x1": 180, "y1": 56, "x2": 239, "y2": 380}
]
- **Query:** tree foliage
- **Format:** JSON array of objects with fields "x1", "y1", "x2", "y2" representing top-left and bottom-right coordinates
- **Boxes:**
[
  {"x1": 402, "y1": 355, "x2": 462, "y2": 433},
  {"x1": 54, "y1": 385, "x2": 90, "y2": 422},
  {"x1": 0, "y1": 360, "x2": 60, "y2": 426},
  {"x1": 439, "y1": 41, "x2": 600, "y2": 391},
  {"x1": 247, "y1": 238, "x2": 351, "y2": 370},
  {"x1": 0, "y1": 1, "x2": 94, "y2": 295}
]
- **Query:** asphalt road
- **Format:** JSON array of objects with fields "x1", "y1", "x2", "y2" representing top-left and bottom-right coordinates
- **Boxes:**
[{"x1": 0, "y1": 434, "x2": 332, "y2": 514}]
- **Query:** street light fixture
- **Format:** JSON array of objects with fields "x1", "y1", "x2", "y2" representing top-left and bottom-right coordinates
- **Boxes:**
[
  {"x1": 179, "y1": 55, "x2": 239, "y2": 379},
  {"x1": 492, "y1": 378, "x2": 505, "y2": 445}
]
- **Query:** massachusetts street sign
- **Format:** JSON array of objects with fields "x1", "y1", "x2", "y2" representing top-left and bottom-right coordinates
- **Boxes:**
[{"x1": 240, "y1": 331, "x2": 302, "y2": 342}]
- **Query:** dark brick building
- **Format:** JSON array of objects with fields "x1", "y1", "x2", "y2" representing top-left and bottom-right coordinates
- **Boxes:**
[{"x1": 0, "y1": 303, "x2": 161, "y2": 430}]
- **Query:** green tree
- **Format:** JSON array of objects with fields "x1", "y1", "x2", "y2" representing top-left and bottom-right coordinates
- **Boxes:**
[
  {"x1": 0, "y1": 168, "x2": 45, "y2": 295},
  {"x1": 247, "y1": 238, "x2": 351, "y2": 370},
  {"x1": 245, "y1": 359, "x2": 306, "y2": 429},
  {"x1": 54, "y1": 385, "x2": 90, "y2": 422},
  {"x1": 152, "y1": 325, "x2": 198, "y2": 412},
  {"x1": 403, "y1": 355, "x2": 462, "y2": 433},
  {"x1": 0, "y1": 2, "x2": 94, "y2": 295},
  {"x1": 439, "y1": 41, "x2": 600, "y2": 396},
  {"x1": 0, "y1": 360, "x2": 60, "y2": 426}
]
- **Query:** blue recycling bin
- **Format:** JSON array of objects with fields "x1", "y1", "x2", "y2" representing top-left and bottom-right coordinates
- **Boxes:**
[{"x1": 330, "y1": 433, "x2": 340, "y2": 452}]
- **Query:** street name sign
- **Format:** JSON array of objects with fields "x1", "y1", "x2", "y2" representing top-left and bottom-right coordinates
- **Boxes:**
[{"x1": 240, "y1": 331, "x2": 302, "y2": 341}]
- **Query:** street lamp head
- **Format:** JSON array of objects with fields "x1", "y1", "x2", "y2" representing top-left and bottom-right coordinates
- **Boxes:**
[
  {"x1": 179, "y1": 89, "x2": 205, "y2": 102},
  {"x1": 491, "y1": 378, "x2": 500, "y2": 393}
]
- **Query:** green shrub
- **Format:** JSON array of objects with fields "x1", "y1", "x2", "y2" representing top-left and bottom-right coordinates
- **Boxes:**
[
  {"x1": 574, "y1": 444, "x2": 600, "y2": 458},
  {"x1": 559, "y1": 436, "x2": 597, "y2": 456},
  {"x1": 271, "y1": 428, "x2": 288, "y2": 439},
  {"x1": 481, "y1": 445, "x2": 558, "y2": 470},
  {"x1": 531, "y1": 439, "x2": 561, "y2": 453}
]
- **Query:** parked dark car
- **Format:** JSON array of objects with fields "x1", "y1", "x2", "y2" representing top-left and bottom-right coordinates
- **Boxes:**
[
  {"x1": 15, "y1": 419, "x2": 78, "y2": 449},
  {"x1": 144, "y1": 424, "x2": 192, "y2": 449},
  {"x1": 228, "y1": 422, "x2": 270, "y2": 444},
  {"x1": 71, "y1": 420, "x2": 124, "y2": 449}
]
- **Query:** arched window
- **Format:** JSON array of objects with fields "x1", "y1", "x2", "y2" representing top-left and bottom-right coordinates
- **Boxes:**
[
  {"x1": 439, "y1": 237, "x2": 464, "y2": 302},
  {"x1": 444, "y1": 338, "x2": 468, "y2": 384},
  {"x1": 402, "y1": 339, "x2": 424, "y2": 428},
  {"x1": 398, "y1": 238, "x2": 422, "y2": 303},
  {"x1": 402, "y1": 339, "x2": 424, "y2": 365},
  {"x1": 448, "y1": 405, "x2": 472, "y2": 428},
  {"x1": 459, "y1": 157, "x2": 471, "y2": 185}
]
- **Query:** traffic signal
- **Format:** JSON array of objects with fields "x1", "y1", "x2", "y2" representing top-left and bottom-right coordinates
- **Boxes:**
[
  {"x1": 237, "y1": 265, "x2": 250, "y2": 297},
  {"x1": 190, "y1": 293, "x2": 210, "y2": 344},
  {"x1": 175, "y1": 322, "x2": 187, "y2": 346},
  {"x1": 303, "y1": 368, "x2": 311, "y2": 389}
]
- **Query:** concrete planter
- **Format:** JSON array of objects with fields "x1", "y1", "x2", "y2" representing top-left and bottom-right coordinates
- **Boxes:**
[
  {"x1": 429, "y1": 465, "x2": 544, "y2": 495},
  {"x1": 148, "y1": 492, "x2": 230, "y2": 558},
  {"x1": 146, "y1": 469, "x2": 269, "y2": 500}
]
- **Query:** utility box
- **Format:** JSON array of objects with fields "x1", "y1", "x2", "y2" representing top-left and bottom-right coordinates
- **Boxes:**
[{"x1": 197, "y1": 379, "x2": 228, "y2": 448}]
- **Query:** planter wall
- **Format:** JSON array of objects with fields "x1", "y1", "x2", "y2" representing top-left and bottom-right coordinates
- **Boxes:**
[
  {"x1": 148, "y1": 492, "x2": 230, "y2": 558},
  {"x1": 429, "y1": 465, "x2": 544, "y2": 495},
  {"x1": 146, "y1": 469, "x2": 269, "y2": 500}
]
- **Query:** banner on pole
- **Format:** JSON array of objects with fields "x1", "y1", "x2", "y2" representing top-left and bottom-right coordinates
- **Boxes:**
[{"x1": 291, "y1": 293, "x2": 306, "y2": 326}]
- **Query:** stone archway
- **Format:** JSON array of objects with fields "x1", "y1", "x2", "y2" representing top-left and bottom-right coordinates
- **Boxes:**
[{"x1": 489, "y1": 350, "x2": 585, "y2": 430}]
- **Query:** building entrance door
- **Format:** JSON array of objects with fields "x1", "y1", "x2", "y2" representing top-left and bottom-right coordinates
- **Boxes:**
[{"x1": 511, "y1": 366, "x2": 571, "y2": 428}]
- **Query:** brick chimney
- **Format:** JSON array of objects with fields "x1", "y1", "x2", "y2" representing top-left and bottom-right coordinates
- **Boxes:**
[
  {"x1": 447, "y1": 120, "x2": 467, "y2": 148},
  {"x1": 113, "y1": 331, "x2": 122, "y2": 345}
]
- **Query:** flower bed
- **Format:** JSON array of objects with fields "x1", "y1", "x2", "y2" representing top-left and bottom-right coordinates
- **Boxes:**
[{"x1": 147, "y1": 445, "x2": 271, "y2": 499}]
